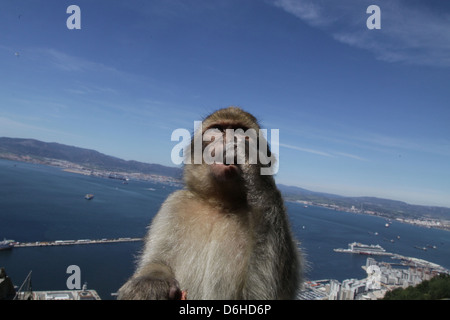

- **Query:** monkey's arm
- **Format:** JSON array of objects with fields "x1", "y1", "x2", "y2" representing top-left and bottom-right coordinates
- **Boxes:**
[
  {"x1": 117, "y1": 194, "x2": 183, "y2": 300},
  {"x1": 243, "y1": 169, "x2": 301, "y2": 299}
]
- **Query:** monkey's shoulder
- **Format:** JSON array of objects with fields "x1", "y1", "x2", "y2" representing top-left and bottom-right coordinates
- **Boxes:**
[
  {"x1": 160, "y1": 189, "x2": 203, "y2": 214},
  {"x1": 157, "y1": 189, "x2": 250, "y2": 227}
]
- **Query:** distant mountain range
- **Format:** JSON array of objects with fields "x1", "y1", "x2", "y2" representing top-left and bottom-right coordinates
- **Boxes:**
[
  {"x1": 278, "y1": 184, "x2": 450, "y2": 221},
  {"x1": 0, "y1": 137, "x2": 182, "y2": 178},
  {"x1": 1, "y1": 137, "x2": 449, "y2": 223}
]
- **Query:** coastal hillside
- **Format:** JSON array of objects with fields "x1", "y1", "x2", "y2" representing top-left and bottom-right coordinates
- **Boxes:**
[
  {"x1": 279, "y1": 184, "x2": 450, "y2": 223},
  {"x1": 0, "y1": 137, "x2": 182, "y2": 179}
]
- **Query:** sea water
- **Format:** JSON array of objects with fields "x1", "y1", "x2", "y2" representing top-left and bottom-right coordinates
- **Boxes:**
[{"x1": 1, "y1": 159, "x2": 449, "y2": 299}]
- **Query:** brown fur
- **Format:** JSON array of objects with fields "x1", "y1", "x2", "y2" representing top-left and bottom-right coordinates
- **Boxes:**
[{"x1": 118, "y1": 106, "x2": 302, "y2": 300}]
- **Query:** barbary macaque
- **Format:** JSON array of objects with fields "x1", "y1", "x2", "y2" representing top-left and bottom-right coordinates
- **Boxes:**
[{"x1": 118, "y1": 106, "x2": 302, "y2": 299}]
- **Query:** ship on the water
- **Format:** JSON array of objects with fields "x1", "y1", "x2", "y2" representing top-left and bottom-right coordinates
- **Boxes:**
[
  {"x1": 0, "y1": 239, "x2": 14, "y2": 251},
  {"x1": 334, "y1": 242, "x2": 389, "y2": 255},
  {"x1": 84, "y1": 194, "x2": 94, "y2": 200}
]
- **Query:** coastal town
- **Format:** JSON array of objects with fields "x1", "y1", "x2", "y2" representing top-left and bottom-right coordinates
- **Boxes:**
[
  {"x1": 295, "y1": 200, "x2": 450, "y2": 232},
  {"x1": 1, "y1": 153, "x2": 182, "y2": 187},
  {"x1": 297, "y1": 243, "x2": 450, "y2": 300}
]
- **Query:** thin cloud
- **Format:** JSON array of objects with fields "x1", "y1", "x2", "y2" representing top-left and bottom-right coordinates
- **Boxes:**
[
  {"x1": 65, "y1": 84, "x2": 118, "y2": 96},
  {"x1": 350, "y1": 132, "x2": 450, "y2": 157},
  {"x1": 272, "y1": 0, "x2": 450, "y2": 68},
  {"x1": 281, "y1": 119, "x2": 450, "y2": 159},
  {"x1": 34, "y1": 48, "x2": 121, "y2": 74},
  {"x1": 280, "y1": 143, "x2": 333, "y2": 157},
  {"x1": 0, "y1": 116, "x2": 80, "y2": 138},
  {"x1": 281, "y1": 143, "x2": 368, "y2": 161},
  {"x1": 273, "y1": 0, "x2": 328, "y2": 27},
  {"x1": 333, "y1": 151, "x2": 368, "y2": 162}
]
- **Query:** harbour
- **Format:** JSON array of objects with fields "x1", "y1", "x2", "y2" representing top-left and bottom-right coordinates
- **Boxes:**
[
  {"x1": 333, "y1": 242, "x2": 448, "y2": 273},
  {"x1": 10, "y1": 237, "x2": 142, "y2": 249}
]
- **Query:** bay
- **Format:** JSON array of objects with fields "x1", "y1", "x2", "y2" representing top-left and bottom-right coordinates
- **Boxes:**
[{"x1": 1, "y1": 159, "x2": 449, "y2": 299}]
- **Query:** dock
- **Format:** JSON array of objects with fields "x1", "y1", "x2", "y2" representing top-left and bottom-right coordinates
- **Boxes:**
[{"x1": 13, "y1": 237, "x2": 143, "y2": 248}]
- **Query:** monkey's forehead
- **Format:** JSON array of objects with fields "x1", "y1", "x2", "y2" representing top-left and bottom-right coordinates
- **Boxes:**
[
  {"x1": 202, "y1": 120, "x2": 260, "y2": 130},
  {"x1": 203, "y1": 107, "x2": 260, "y2": 128}
]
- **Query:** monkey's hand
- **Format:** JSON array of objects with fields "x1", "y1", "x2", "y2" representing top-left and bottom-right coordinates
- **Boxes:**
[
  {"x1": 117, "y1": 264, "x2": 182, "y2": 300},
  {"x1": 240, "y1": 162, "x2": 277, "y2": 198},
  {"x1": 117, "y1": 275, "x2": 182, "y2": 300}
]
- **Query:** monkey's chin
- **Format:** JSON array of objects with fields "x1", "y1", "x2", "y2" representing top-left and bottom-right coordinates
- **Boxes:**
[{"x1": 210, "y1": 163, "x2": 240, "y2": 181}]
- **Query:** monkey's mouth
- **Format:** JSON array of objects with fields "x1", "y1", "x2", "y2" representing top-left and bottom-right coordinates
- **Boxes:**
[
  {"x1": 210, "y1": 163, "x2": 240, "y2": 181},
  {"x1": 213, "y1": 162, "x2": 237, "y2": 169}
]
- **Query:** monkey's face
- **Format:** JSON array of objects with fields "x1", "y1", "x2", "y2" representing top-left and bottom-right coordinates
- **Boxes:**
[
  {"x1": 183, "y1": 107, "x2": 274, "y2": 196},
  {"x1": 201, "y1": 122, "x2": 250, "y2": 182}
]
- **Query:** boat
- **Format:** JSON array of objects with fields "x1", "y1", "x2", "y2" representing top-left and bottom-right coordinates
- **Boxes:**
[
  {"x1": 84, "y1": 194, "x2": 94, "y2": 200},
  {"x1": 334, "y1": 242, "x2": 389, "y2": 255},
  {"x1": 0, "y1": 239, "x2": 14, "y2": 251}
]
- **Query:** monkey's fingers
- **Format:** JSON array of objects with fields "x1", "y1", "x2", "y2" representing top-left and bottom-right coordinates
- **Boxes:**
[
  {"x1": 168, "y1": 279, "x2": 183, "y2": 300},
  {"x1": 181, "y1": 290, "x2": 188, "y2": 300}
]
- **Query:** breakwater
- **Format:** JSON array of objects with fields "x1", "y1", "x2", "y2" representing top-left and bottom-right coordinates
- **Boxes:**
[{"x1": 13, "y1": 237, "x2": 142, "y2": 248}]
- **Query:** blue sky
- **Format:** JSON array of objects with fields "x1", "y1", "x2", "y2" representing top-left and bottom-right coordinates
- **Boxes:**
[{"x1": 1, "y1": 0, "x2": 449, "y2": 207}]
